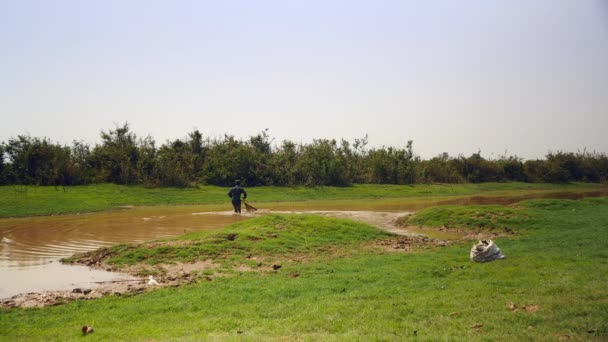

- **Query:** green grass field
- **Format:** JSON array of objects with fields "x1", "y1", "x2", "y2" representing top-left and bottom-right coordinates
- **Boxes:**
[
  {"x1": 2, "y1": 196, "x2": 607, "y2": 340},
  {"x1": 0, "y1": 182, "x2": 605, "y2": 217}
]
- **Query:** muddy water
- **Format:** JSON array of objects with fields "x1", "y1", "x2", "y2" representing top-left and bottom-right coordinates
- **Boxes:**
[
  {"x1": 0, "y1": 207, "x2": 247, "y2": 298},
  {"x1": 1, "y1": 190, "x2": 607, "y2": 298},
  {"x1": 1, "y1": 263, "x2": 135, "y2": 299}
]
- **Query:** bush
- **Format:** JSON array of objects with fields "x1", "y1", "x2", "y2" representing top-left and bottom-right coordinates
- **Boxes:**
[{"x1": 1, "y1": 125, "x2": 606, "y2": 187}]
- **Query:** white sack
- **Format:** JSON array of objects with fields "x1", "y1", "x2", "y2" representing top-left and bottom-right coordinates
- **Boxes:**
[{"x1": 470, "y1": 239, "x2": 505, "y2": 262}]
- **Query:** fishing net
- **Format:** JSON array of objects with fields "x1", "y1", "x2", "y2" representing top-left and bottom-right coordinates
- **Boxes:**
[{"x1": 243, "y1": 201, "x2": 257, "y2": 212}]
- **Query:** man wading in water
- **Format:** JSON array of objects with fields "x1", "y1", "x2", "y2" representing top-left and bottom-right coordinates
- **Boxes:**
[{"x1": 228, "y1": 180, "x2": 247, "y2": 214}]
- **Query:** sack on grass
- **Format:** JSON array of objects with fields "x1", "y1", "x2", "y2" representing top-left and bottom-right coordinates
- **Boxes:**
[{"x1": 470, "y1": 240, "x2": 505, "y2": 262}]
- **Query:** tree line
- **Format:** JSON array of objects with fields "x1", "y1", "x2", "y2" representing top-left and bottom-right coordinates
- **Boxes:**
[{"x1": 1, "y1": 123, "x2": 607, "y2": 187}]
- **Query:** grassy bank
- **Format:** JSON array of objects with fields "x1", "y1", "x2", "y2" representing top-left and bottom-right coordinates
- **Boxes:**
[
  {"x1": 65, "y1": 214, "x2": 392, "y2": 273},
  {"x1": 2, "y1": 197, "x2": 607, "y2": 340},
  {"x1": 1, "y1": 182, "x2": 605, "y2": 218}
]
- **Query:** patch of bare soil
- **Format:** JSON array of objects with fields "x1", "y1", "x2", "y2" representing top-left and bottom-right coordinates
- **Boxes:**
[
  {"x1": 278, "y1": 210, "x2": 417, "y2": 236},
  {"x1": 405, "y1": 226, "x2": 515, "y2": 240},
  {"x1": 1, "y1": 279, "x2": 145, "y2": 309},
  {"x1": 289, "y1": 210, "x2": 517, "y2": 243},
  {"x1": 65, "y1": 247, "x2": 114, "y2": 267},
  {"x1": 372, "y1": 235, "x2": 451, "y2": 252},
  {"x1": 273, "y1": 210, "x2": 515, "y2": 241},
  {"x1": 143, "y1": 239, "x2": 203, "y2": 248},
  {"x1": 116, "y1": 259, "x2": 221, "y2": 278},
  {"x1": 507, "y1": 302, "x2": 540, "y2": 313}
]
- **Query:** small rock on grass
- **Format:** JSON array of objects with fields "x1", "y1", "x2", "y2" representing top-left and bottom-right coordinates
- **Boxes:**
[
  {"x1": 507, "y1": 302, "x2": 539, "y2": 313},
  {"x1": 72, "y1": 288, "x2": 92, "y2": 294},
  {"x1": 81, "y1": 326, "x2": 94, "y2": 335}
]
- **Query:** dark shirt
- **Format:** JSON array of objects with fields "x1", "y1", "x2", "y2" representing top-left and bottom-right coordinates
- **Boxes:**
[{"x1": 228, "y1": 186, "x2": 247, "y2": 202}]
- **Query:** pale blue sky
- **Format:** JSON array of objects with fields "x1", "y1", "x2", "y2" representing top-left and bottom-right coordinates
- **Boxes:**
[{"x1": 1, "y1": 0, "x2": 607, "y2": 159}]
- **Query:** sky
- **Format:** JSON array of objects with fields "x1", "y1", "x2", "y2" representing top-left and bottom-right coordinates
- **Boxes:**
[{"x1": 1, "y1": 0, "x2": 607, "y2": 159}]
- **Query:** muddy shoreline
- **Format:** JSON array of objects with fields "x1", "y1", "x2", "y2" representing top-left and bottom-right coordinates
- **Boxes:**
[{"x1": 1, "y1": 257, "x2": 215, "y2": 308}]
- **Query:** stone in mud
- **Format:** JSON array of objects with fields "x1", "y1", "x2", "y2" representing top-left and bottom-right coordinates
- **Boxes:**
[
  {"x1": 132, "y1": 287, "x2": 144, "y2": 292},
  {"x1": 2, "y1": 300, "x2": 16, "y2": 308},
  {"x1": 72, "y1": 288, "x2": 92, "y2": 294}
]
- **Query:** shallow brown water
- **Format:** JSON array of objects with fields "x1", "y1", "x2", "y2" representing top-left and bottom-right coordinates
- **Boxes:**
[
  {"x1": 0, "y1": 206, "x2": 246, "y2": 268},
  {"x1": 1, "y1": 190, "x2": 606, "y2": 298},
  {"x1": 0, "y1": 207, "x2": 247, "y2": 298}
]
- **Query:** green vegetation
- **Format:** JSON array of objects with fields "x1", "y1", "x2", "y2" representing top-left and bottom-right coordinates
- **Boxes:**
[
  {"x1": 1, "y1": 182, "x2": 605, "y2": 217},
  {"x1": 405, "y1": 205, "x2": 530, "y2": 230},
  {"x1": 2, "y1": 124, "x2": 607, "y2": 187},
  {"x1": 93, "y1": 214, "x2": 390, "y2": 268},
  {"x1": 2, "y1": 197, "x2": 607, "y2": 340}
]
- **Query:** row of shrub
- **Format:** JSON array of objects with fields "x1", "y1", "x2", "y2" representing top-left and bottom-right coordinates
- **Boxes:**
[{"x1": 1, "y1": 124, "x2": 606, "y2": 187}]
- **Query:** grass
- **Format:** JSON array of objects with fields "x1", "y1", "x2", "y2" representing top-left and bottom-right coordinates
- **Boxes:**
[
  {"x1": 81, "y1": 214, "x2": 391, "y2": 269},
  {"x1": 405, "y1": 205, "x2": 530, "y2": 230},
  {"x1": 2, "y1": 197, "x2": 607, "y2": 340},
  {"x1": 0, "y1": 182, "x2": 605, "y2": 217}
]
